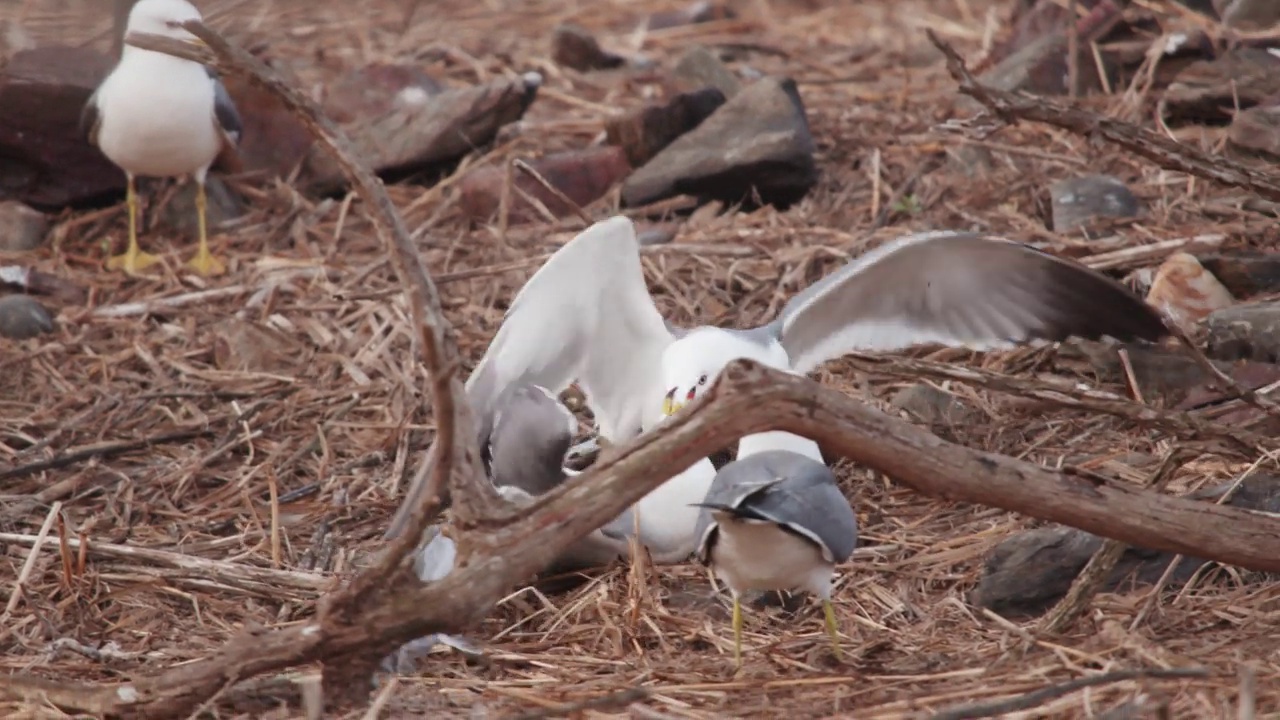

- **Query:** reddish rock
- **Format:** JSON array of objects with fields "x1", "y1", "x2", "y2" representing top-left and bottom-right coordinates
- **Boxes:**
[
  {"x1": 0, "y1": 46, "x2": 121, "y2": 209},
  {"x1": 551, "y1": 23, "x2": 625, "y2": 72},
  {"x1": 647, "y1": 1, "x2": 736, "y2": 31},
  {"x1": 605, "y1": 87, "x2": 726, "y2": 167},
  {"x1": 1144, "y1": 253, "x2": 1234, "y2": 332},
  {"x1": 218, "y1": 72, "x2": 312, "y2": 180},
  {"x1": 0, "y1": 200, "x2": 48, "y2": 252},
  {"x1": 458, "y1": 146, "x2": 632, "y2": 224}
]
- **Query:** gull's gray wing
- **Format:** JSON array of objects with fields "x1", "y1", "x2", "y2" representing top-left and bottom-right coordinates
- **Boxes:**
[
  {"x1": 464, "y1": 216, "x2": 676, "y2": 443},
  {"x1": 208, "y1": 67, "x2": 243, "y2": 143},
  {"x1": 80, "y1": 87, "x2": 103, "y2": 147},
  {"x1": 485, "y1": 383, "x2": 577, "y2": 496},
  {"x1": 694, "y1": 450, "x2": 857, "y2": 564},
  {"x1": 765, "y1": 231, "x2": 1170, "y2": 374}
]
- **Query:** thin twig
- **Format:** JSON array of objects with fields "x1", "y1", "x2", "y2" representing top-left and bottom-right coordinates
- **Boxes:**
[
  {"x1": 925, "y1": 29, "x2": 1280, "y2": 202},
  {"x1": 506, "y1": 687, "x2": 650, "y2": 720},
  {"x1": 512, "y1": 158, "x2": 594, "y2": 226},
  {"x1": 1038, "y1": 446, "x2": 1190, "y2": 634},
  {"x1": 921, "y1": 668, "x2": 1212, "y2": 720},
  {"x1": 0, "y1": 428, "x2": 215, "y2": 481}
]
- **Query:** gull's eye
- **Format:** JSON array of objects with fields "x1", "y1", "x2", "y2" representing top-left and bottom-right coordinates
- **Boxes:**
[
  {"x1": 697, "y1": 374, "x2": 708, "y2": 386},
  {"x1": 165, "y1": 20, "x2": 181, "y2": 28}
]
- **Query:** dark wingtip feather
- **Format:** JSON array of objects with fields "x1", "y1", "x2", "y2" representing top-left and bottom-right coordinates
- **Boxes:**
[{"x1": 1035, "y1": 253, "x2": 1172, "y2": 344}]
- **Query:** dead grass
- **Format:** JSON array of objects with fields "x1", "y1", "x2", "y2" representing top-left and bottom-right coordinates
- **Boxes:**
[{"x1": 2, "y1": 0, "x2": 1279, "y2": 717}]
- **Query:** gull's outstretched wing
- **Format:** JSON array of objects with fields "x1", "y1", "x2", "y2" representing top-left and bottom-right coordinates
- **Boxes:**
[
  {"x1": 694, "y1": 450, "x2": 857, "y2": 565},
  {"x1": 766, "y1": 231, "x2": 1170, "y2": 374},
  {"x1": 466, "y1": 216, "x2": 676, "y2": 443}
]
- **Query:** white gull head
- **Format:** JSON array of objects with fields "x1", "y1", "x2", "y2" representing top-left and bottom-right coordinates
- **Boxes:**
[
  {"x1": 658, "y1": 327, "x2": 790, "y2": 418},
  {"x1": 127, "y1": 0, "x2": 205, "y2": 42}
]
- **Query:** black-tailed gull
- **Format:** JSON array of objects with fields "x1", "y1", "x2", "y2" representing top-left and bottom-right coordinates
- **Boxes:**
[
  {"x1": 82, "y1": 0, "x2": 242, "y2": 276},
  {"x1": 692, "y1": 449, "x2": 857, "y2": 667},
  {"x1": 400, "y1": 215, "x2": 1169, "y2": 561}
]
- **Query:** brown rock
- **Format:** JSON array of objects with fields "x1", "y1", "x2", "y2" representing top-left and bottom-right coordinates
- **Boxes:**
[
  {"x1": 160, "y1": 176, "x2": 245, "y2": 240},
  {"x1": 605, "y1": 87, "x2": 726, "y2": 167},
  {"x1": 1228, "y1": 102, "x2": 1280, "y2": 158},
  {"x1": 305, "y1": 73, "x2": 541, "y2": 195},
  {"x1": 0, "y1": 200, "x2": 48, "y2": 252},
  {"x1": 0, "y1": 294, "x2": 54, "y2": 340},
  {"x1": 1218, "y1": 0, "x2": 1280, "y2": 29},
  {"x1": 0, "y1": 46, "x2": 121, "y2": 208},
  {"x1": 969, "y1": 473, "x2": 1280, "y2": 618},
  {"x1": 551, "y1": 23, "x2": 625, "y2": 72},
  {"x1": 1205, "y1": 301, "x2": 1280, "y2": 362},
  {"x1": 1143, "y1": 253, "x2": 1233, "y2": 332},
  {"x1": 211, "y1": 318, "x2": 311, "y2": 374},
  {"x1": 621, "y1": 76, "x2": 818, "y2": 209},
  {"x1": 1049, "y1": 174, "x2": 1142, "y2": 233},
  {"x1": 458, "y1": 146, "x2": 632, "y2": 224},
  {"x1": 671, "y1": 46, "x2": 742, "y2": 98},
  {"x1": 218, "y1": 72, "x2": 312, "y2": 180},
  {"x1": 323, "y1": 62, "x2": 446, "y2": 125},
  {"x1": 647, "y1": 1, "x2": 736, "y2": 31},
  {"x1": 1164, "y1": 47, "x2": 1280, "y2": 124},
  {"x1": 1200, "y1": 253, "x2": 1280, "y2": 297}
]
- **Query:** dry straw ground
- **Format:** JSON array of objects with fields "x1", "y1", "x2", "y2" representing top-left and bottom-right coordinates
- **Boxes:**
[{"x1": 2, "y1": 0, "x2": 1279, "y2": 717}]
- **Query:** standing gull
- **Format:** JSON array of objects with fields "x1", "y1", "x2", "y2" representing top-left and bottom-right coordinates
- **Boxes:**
[
  {"x1": 82, "y1": 0, "x2": 242, "y2": 276},
  {"x1": 390, "y1": 215, "x2": 1169, "y2": 555},
  {"x1": 692, "y1": 450, "x2": 857, "y2": 667}
]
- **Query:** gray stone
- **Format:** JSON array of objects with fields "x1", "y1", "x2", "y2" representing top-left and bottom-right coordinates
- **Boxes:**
[
  {"x1": 1049, "y1": 174, "x2": 1143, "y2": 232},
  {"x1": 0, "y1": 200, "x2": 48, "y2": 252},
  {"x1": 970, "y1": 473, "x2": 1280, "y2": 618},
  {"x1": 0, "y1": 294, "x2": 54, "y2": 340},
  {"x1": 890, "y1": 383, "x2": 977, "y2": 427},
  {"x1": 1205, "y1": 300, "x2": 1280, "y2": 362},
  {"x1": 621, "y1": 76, "x2": 818, "y2": 209},
  {"x1": 672, "y1": 46, "x2": 742, "y2": 98}
]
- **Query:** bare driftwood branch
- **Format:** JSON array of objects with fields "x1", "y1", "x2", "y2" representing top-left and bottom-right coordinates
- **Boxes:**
[
  {"x1": 6, "y1": 358, "x2": 1280, "y2": 716},
  {"x1": 925, "y1": 30, "x2": 1280, "y2": 203}
]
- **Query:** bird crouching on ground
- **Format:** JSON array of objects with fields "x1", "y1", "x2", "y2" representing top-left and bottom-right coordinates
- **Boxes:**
[{"x1": 693, "y1": 450, "x2": 858, "y2": 668}]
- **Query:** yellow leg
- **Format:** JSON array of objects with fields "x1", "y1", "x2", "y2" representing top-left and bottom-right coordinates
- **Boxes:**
[
  {"x1": 185, "y1": 180, "x2": 226, "y2": 276},
  {"x1": 823, "y1": 599, "x2": 842, "y2": 660},
  {"x1": 732, "y1": 594, "x2": 743, "y2": 669},
  {"x1": 106, "y1": 175, "x2": 160, "y2": 275}
]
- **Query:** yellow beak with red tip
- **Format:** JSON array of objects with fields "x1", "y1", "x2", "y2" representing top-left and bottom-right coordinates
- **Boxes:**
[{"x1": 661, "y1": 387, "x2": 695, "y2": 417}]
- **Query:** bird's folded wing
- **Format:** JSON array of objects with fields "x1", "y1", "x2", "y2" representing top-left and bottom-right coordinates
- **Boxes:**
[
  {"x1": 464, "y1": 216, "x2": 675, "y2": 442},
  {"x1": 770, "y1": 231, "x2": 1170, "y2": 374},
  {"x1": 209, "y1": 69, "x2": 244, "y2": 172}
]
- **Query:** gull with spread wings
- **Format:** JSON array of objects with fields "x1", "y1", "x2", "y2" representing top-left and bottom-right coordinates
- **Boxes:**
[{"x1": 387, "y1": 215, "x2": 1169, "y2": 557}]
